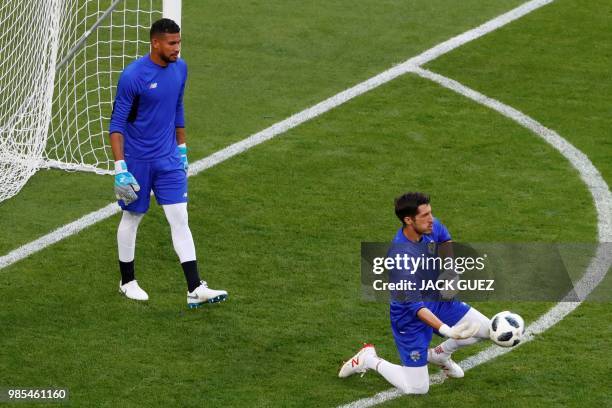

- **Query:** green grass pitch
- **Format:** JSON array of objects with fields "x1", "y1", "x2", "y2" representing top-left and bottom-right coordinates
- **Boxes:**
[{"x1": 1, "y1": 1, "x2": 610, "y2": 407}]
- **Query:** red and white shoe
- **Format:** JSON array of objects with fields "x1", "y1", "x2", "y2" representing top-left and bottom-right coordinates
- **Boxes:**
[
  {"x1": 428, "y1": 346, "x2": 464, "y2": 378},
  {"x1": 338, "y1": 344, "x2": 377, "y2": 378}
]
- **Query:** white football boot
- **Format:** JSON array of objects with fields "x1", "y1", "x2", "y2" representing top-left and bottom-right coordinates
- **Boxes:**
[
  {"x1": 338, "y1": 344, "x2": 377, "y2": 378},
  {"x1": 187, "y1": 281, "x2": 228, "y2": 309},
  {"x1": 119, "y1": 280, "x2": 149, "y2": 301},
  {"x1": 428, "y1": 346, "x2": 464, "y2": 378}
]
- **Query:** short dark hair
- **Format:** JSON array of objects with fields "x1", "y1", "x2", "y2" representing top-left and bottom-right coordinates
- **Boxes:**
[
  {"x1": 150, "y1": 18, "x2": 180, "y2": 39},
  {"x1": 394, "y1": 192, "x2": 430, "y2": 224}
]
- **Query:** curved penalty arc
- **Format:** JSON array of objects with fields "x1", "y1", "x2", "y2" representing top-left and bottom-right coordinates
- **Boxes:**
[{"x1": 339, "y1": 68, "x2": 612, "y2": 408}]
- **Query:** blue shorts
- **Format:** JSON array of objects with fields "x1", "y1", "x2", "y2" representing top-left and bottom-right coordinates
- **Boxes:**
[
  {"x1": 119, "y1": 155, "x2": 187, "y2": 213},
  {"x1": 390, "y1": 300, "x2": 471, "y2": 367}
]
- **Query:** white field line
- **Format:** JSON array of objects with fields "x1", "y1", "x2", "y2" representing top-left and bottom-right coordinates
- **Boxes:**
[
  {"x1": 2, "y1": 0, "x2": 610, "y2": 405},
  {"x1": 44, "y1": 0, "x2": 556, "y2": 179},
  {"x1": 336, "y1": 69, "x2": 612, "y2": 408},
  {"x1": 0, "y1": 0, "x2": 557, "y2": 270},
  {"x1": 0, "y1": 203, "x2": 120, "y2": 270},
  {"x1": 412, "y1": 68, "x2": 612, "y2": 244}
]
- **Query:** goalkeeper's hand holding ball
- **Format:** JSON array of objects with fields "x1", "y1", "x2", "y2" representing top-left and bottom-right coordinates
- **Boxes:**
[
  {"x1": 114, "y1": 160, "x2": 140, "y2": 205},
  {"x1": 439, "y1": 321, "x2": 480, "y2": 339}
]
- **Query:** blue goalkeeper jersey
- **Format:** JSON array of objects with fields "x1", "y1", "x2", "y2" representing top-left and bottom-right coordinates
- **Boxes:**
[
  {"x1": 109, "y1": 54, "x2": 187, "y2": 160},
  {"x1": 387, "y1": 218, "x2": 452, "y2": 315}
]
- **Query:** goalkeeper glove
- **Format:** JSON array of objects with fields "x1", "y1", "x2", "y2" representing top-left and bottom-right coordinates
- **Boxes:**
[
  {"x1": 438, "y1": 322, "x2": 480, "y2": 339},
  {"x1": 178, "y1": 143, "x2": 188, "y2": 172},
  {"x1": 114, "y1": 160, "x2": 140, "y2": 205}
]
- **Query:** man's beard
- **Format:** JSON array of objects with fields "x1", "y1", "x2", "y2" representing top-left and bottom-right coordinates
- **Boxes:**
[{"x1": 161, "y1": 54, "x2": 177, "y2": 63}]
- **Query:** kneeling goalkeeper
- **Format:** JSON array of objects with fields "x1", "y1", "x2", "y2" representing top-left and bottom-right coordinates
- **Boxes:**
[
  {"x1": 109, "y1": 18, "x2": 227, "y2": 308},
  {"x1": 338, "y1": 192, "x2": 490, "y2": 394}
]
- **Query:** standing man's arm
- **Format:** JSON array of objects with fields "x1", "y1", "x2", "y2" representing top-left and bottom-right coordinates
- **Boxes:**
[
  {"x1": 175, "y1": 64, "x2": 188, "y2": 172},
  {"x1": 110, "y1": 132, "x2": 126, "y2": 161},
  {"x1": 176, "y1": 127, "x2": 188, "y2": 172},
  {"x1": 109, "y1": 74, "x2": 140, "y2": 204},
  {"x1": 175, "y1": 127, "x2": 186, "y2": 146}
]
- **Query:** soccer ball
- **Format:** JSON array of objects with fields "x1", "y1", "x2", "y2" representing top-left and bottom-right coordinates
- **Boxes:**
[{"x1": 489, "y1": 311, "x2": 525, "y2": 347}]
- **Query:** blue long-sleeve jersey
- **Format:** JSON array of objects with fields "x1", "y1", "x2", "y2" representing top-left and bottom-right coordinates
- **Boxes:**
[
  {"x1": 388, "y1": 218, "x2": 452, "y2": 316},
  {"x1": 109, "y1": 54, "x2": 187, "y2": 160}
]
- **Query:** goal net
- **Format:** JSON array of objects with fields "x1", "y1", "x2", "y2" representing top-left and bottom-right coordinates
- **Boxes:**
[
  {"x1": 0, "y1": 0, "x2": 161, "y2": 203},
  {"x1": 0, "y1": 1, "x2": 60, "y2": 203}
]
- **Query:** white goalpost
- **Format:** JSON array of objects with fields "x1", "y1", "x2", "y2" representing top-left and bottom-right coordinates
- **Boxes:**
[{"x1": 0, "y1": 0, "x2": 181, "y2": 203}]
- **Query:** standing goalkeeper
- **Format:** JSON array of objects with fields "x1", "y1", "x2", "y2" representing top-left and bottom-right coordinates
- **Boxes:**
[{"x1": 109, "y1": 18, "x2": 227, "y2": 308}]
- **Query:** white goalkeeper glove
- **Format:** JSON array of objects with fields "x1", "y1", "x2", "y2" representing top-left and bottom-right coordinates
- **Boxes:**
[
  {"x1": 439, "y1": 322, "x2": 480, "y2": 339},
  {"x1": 114, "y1": 160, "x2": 140, "y2": 205}
]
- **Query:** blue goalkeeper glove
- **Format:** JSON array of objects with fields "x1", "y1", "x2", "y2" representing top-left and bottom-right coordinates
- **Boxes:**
[
  {"x1": 114, "y1": 160, "x2": 140, "y2": 205},
  {"x1": 178, "y1": 143, "x2": 188, "y2": 172}
]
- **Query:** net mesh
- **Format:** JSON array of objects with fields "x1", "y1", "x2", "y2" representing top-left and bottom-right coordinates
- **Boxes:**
[
  {"x1": 0, "y1": 0, "x2": 160, "y2": 203},
  {"x1": 46, "y1": 0, "x2": 160, "y2": 174},
  {"x1": 0, "y1": 1, "x2": 61, "y2": 202}
]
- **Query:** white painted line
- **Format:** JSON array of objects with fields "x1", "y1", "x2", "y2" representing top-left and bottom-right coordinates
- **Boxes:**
[
  {"x1": 412, "y1": 67, "x2": 612, "y2": 244},
  {"x1": 408, "y1": 0, "x2": 554, "y2": 67},
  {"x1": 0, "y1": 203, "x2": 120, "y2": 269},
  {"x1": 336, "y1": 68, "x2": 612, "y2": 408},
  {"x1": 0, "y1": 0, "x2": 558, "y2": 270},
  {"x1": 0, "y1": 0, "x2": 609, "y2": 405},
  {"x1": 340, "y1": 374, "x2": 445, "y2": 408}
]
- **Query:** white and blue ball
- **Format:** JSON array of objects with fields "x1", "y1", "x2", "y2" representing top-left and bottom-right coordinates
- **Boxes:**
[{"x1": 489, "y1": 311, "x2": 525, "y2": 347}]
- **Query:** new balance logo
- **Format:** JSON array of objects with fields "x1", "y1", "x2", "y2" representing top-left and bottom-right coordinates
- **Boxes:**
[
  {"x1": 149, "y1": 82, "x2": 158, "y2": 89},
  {"x1": 351, "y1": 358, "x2": 359, "y2": 367}
]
